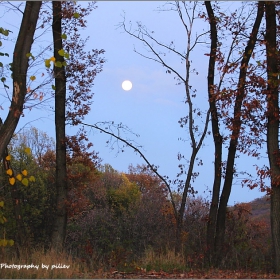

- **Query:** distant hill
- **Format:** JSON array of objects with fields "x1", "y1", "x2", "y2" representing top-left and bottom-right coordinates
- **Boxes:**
[
  {"x1": 249, "y1": 195, "x2": 270, "y2": 225},
  {"x1": 229, "y1": 195, "x2": 270, "y2": 225}
]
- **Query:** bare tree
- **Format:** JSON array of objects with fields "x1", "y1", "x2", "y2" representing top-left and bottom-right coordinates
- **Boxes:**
[{"x1": 83, "y1": 1, "x2": 212, "y2": 252}]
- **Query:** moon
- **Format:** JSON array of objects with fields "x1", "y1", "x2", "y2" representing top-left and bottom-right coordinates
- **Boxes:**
[{"x1": 122, "y1": 80, "x2": 132, "y2": 91}]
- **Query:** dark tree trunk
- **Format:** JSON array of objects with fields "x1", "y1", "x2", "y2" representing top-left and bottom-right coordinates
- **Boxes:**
[
  {"x1": 175, "y1": 152, "x2": 197, "y2": 253},
  {"x1": 51, "y1": 1, "x2": 67, "y2": 251},
  {"x1": 265, "y1": 1, "x2": 280, "y2": 274},
  {"x1": 0, "y1": 2, "x2": 41, "y2": 158},
  {"x1": 204, "y1": 1, "x2": 223, "y2": 266},
  {"x1": 214, "y1": 2, "x2": 264, "y2": 266}
]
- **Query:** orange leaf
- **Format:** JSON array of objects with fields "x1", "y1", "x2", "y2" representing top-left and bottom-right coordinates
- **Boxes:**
[
  {"x1": 9, "y1": 177, "x2": 15, "y2": 185},
  {"x1": 6, "y1": 169, "x2": 12, "y2": 176}
]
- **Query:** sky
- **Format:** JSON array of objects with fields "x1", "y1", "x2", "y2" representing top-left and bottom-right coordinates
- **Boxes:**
[{"x1": 0, "y1": 1, "x2": 267, "y2": 206}]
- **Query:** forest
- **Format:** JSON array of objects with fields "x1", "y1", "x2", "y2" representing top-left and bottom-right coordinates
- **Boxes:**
[{"x1": 0, "y1": 1, "x2": 280, "y2": 279}]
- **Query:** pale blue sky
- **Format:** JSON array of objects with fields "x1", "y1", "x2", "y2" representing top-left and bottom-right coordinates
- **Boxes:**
[{"x1": 1, "y1": 1, "x2": 267, "y2": 205}]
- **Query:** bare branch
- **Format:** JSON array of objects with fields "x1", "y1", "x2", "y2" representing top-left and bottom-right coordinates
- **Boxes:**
[
  {"x1": 119, "y1": 20, "x2": 186, "y2": 83},
  {"x1": 81, "y1": 121, "x2": 178, "y2": 220}
]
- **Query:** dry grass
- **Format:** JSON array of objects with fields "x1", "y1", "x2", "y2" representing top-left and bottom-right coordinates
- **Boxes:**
[{"x1": 139, "y1": 248, "x2": 187, "y2": 273}]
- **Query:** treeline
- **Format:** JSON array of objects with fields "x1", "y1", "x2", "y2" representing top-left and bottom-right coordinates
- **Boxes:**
[{"x1": 0, "y1": 128, "x2": 271, "y2": 271}]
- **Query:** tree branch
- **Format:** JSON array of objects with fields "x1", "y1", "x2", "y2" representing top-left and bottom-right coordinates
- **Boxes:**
[{"x1": 81, "y1": 121, "x2": 178, "y2": 220}]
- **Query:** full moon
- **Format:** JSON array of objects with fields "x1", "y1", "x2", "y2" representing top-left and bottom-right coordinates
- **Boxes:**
[{"x1": 122, "y1": 80, "x2": 132, "y2": 91}]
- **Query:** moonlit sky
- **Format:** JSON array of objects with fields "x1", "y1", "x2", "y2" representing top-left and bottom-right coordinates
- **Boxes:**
[{"x1": 1, "y1": 1, "x2": 267, "y2": 206}]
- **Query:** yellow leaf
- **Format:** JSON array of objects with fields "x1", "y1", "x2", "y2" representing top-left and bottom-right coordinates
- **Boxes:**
[
  {"x1": 5, "y1": 155, "x2": 11, "y2": 161},
  {"x1": 9, "y1": 177, "x2": 15, "y2": 185},
  {"x1": 45, "y1": 59, "x2": 51, "y2": 68},
  {"x1": 16, "y1": 174, "x2": 22, "y2": 181},
  {"x1": 6, "y1": 169, "x2": 12, "y2": 176},
  {"x1": 29, "y1": 176, "x2": 36, "y2": 182},
  {"x1": 50, "y1": 56, "x2": 56, "y2": 62},
  {"x1": 2, "y1": 239, "x2": 7, "y2": 247},
  {"x1": 22, "y1": 178, "x2": 28, "y2": 187},
  {"x1": 8, "y1": 239, "x2": 14, "y2": 246},
  {"x1": 21, "y1": 170, "x2": 28, "y2": 176},
  {"x1": 30, "y1": 76, "x2": 36, "y2": 81},
  {"x1": 24, "y1": 147, "x2": 31, "y2": 154},
  {"x1": 0, "y1": 201, "x2": 4, "y2": 207}
]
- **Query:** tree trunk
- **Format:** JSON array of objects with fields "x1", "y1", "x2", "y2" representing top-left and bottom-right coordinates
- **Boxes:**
[
  {"x1": 51, "y1": 1, "x2": 67, "y2": 252},
  {"x1": 204, "y1": 1, "x2": 223, "y2": 266},
  {"x1": 0, "y1": 2, "x2": 41, "y2": 158},
  {"x1": 175, "y1": 152, "x2": 197, "y2": 253},
  {"x1": 214, "y1": 2, "x2": 264, "y2": 266},
  {"x1": 265, "y1": 1, "x2": 280, "y2": 274}
]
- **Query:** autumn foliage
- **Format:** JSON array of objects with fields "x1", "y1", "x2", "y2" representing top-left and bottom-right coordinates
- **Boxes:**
[{"x1": 1, "y1": 1, "x2": 280, "y2": 278}]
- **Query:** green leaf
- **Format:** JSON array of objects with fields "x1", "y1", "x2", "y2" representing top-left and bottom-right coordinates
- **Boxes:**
[
  {"x1": 0, "y1": 201, "x2": 4, "y2": 208},
  {"x1": 0, "y1": 41, "x2": 2, "y2": 47},
  {"x1": 61, "y1": 33, "x2": 67, "y2": 40},
  {"x1": 8, "y1": 240, "x2": 14, "y2": 246},
  {"x1": 55, "y1": 61, "x2": 62, "y2": 68},
  {"x1": 73, "y1": 12, "x2": 80, "y2": 19},
  {"x1": 1, "y1": 77, "x2": 6, "y2": 83},
  {"x1": 62, "y1": 61, "x2": 67, "y2": 67},
  {"x1": 26, "y1": 53, "x2": 35, "y2": 60},
  {"x1": 58, "y1": 49, "x2": 65, "y2": 56},
  {"x1": 0, "y1": 28, "x2": 9, "y2": 36},
  {"x1": 22, "y1": 178, "x2": 28, "y2": 187},
  {"x1": 0, "y1": 62, "x2": 3, "y2": 68},
  {"x1": 29, "y1": 176, "x2": 35, "y2": 182},
  {"x1": 52, "y1": 85, "x2": 56, "y2": 90},
  {"x1": 0, "y1": 52, "x2": 8, "y2": 57},
  {"x1": 64, "y1": 53, "x2": 69, "y2": 59}
]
